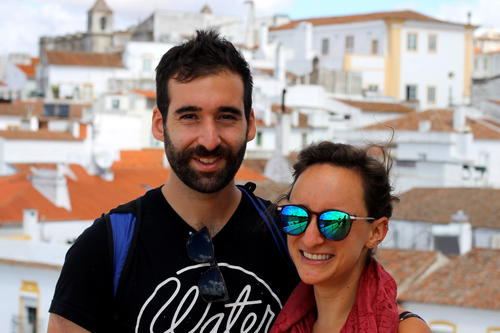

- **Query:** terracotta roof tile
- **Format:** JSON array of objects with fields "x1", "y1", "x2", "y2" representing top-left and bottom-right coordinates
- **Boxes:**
[
  {"x1": 16, "y1": 58, "x2": 39, "y2": 79},
  {"x1": 271, "y1": 103, "x2": 294, "y2": 114},
  {"x1": 46, "y1": 50, "x2": 123, "y2": 68},
  {"x1": 376, "y1": 249, "x2": 439, "y2": 294},
  {"x1": 0, "y1": 156, "x2": 267, "y2": 223},
  {"x1": 393, "y1": 187, "x2": 500, "y2": 229},
  {"x1": 0, "y1": 129, "x2": 82, "y2": 141},
  {"x1": 400, "y1": 248, "x2": 500, "y2": 310},
  {"x1": 133, "y1": 89, "x2": 156, "y2": 99},
  {"x1": 0, "y1": 81, "x2": 7, "y2": 87},
  {"x1": 337, "y1": 99, "x2": 414, "y2": 113},
  {"x1": 490, "y1": 100, "x2": 500, "y2": 106},
  {"x1": 270, "y1": 10, "x2": 452, "y2": 31},
  {"x1": 362, "y1": 109, "x2": 500, "y2": 140}
]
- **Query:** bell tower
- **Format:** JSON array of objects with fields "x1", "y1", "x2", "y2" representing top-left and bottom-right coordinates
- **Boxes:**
[{"x1": 86, "y1": 0, "x2": 113, "y2": 52}]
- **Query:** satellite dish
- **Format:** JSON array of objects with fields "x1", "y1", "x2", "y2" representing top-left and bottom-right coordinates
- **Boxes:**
[{"x1": 94, "y1": 150, "x2": 113, "y2": 169}]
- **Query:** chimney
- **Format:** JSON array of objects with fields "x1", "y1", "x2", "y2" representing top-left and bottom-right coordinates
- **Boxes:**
[
  {"x1": 274, "y1": 43, "x2": 286, "y2": 84},
  {"x1": 31, "y1": 165, "x2": 72, "y2": 210},
  {"x1": 453, "y1": 107, "x2": 467, "y2": 132},
  {"x1": 260, "y1": 24, "x2": 268, "y2": 49},
  {"x1": 23, "y1": 209, "x2": 40, "y2": 242},
  {"x1": 243, "y1": 0, "x2": 255, "y2": 49},
  {"x1": 451, "y1": 210, "x2": 472, "y2": 255}
]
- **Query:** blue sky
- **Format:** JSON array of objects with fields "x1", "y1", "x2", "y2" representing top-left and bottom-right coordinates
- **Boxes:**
[{"x1": 0, "y1": 0, "x2": 499, "y2": 56}]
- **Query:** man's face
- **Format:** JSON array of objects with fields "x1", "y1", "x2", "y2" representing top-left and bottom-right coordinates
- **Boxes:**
[{"x1": 154, "y1": 71, "x2": 255, "y2": 193}]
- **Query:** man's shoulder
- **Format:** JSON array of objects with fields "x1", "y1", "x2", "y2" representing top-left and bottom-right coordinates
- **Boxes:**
[{"x1": 107, "y1": 186, "x2": 163, "y2": 216}]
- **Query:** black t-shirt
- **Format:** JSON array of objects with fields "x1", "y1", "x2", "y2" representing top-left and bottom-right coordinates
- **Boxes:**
[{"x1": 49, "y1": 187, "x2": 299, "y2": 332}]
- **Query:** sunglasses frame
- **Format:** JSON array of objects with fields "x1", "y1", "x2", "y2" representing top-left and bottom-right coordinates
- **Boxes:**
[
  {"x1": 277, "y1": 204, "x2": 375, "y2": 241},
  {"x1": 186, "y1": 226, "x2": 229, "y2": 303}
]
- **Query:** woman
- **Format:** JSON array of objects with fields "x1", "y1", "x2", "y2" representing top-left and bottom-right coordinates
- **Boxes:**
[{"x1": 270, "y1": 142, "x2": 430, "y2": 333}]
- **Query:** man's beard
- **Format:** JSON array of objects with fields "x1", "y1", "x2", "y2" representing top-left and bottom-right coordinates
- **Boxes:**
[{"x1": 163, "y1": 130, "x2": 247, "y2": 193}]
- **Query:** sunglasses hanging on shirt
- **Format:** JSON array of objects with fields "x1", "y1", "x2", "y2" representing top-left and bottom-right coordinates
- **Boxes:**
[
  {"x1": 186, "y1": 226, "x2": 229, "y2": 303},
  {"x1": 277, "y1": 205, "x2": 375, "y2": 241}
]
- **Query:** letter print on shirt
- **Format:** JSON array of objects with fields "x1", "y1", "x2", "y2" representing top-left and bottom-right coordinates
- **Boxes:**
[{"x1": 134, "y1": 263, "x2": 283, "y2": 333}]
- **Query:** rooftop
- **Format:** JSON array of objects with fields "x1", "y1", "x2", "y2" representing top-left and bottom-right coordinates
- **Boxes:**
[
  {"x1": 393, "y1": 187, "x2": 500, "y2": 229},
  {"x1": 400, "y1": 248, "x2": 500, "y2": 310},
  {"x1": 361, "y1": 109, "x2": 500, "y2": 140},
  {"x1": 45, "y1": 50, "x2": 123, "y2": 68},
  {"x1": 16, "y1": 58, "x2": 40, "y2": 79},
  {"x1": 337, "y1": 99, "x2": 414, "y2": 114},
  {"x1": 0, "y1": 150, "x2": 268, "y2": 224},
  {"x1": 376, "y1": 249, "x2": 442, "y2": 294},
  {"x1": 270, "y1": 10, "x2": 458, "y2": 31}
]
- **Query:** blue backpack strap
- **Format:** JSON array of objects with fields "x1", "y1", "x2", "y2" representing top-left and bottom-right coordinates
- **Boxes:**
[
  {"x1": 238, "y1": 183, "x2": 293, "y2": 269},
  {"x1": 109, "y1": 212, "x2": 136, "y2": 296}
]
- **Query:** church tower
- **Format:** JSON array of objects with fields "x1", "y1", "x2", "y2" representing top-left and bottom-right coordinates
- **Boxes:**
[{"x1": 86, "y1": 0, "x2": 113, "y2": 52}]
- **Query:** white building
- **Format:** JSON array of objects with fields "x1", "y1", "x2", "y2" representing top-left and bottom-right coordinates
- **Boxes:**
[
  {"x1": 269, "y1": 10, "x2": 475, "y2": 109},
  {"x1": 92, "y1": 89, "x2": 160, "y2": 151},
  {"x1": 0, "y1": 55, "x2": 39, "y2": 101},
  {"x1": 382, "y1": 187, "x2": 500, "y2": 253},
  {"x1": 337, "y1": 108, "x2": 500, "y2": 192}
]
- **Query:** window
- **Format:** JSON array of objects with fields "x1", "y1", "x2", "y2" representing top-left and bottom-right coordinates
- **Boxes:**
[
  {"x1": 427, "y1": 86, "x2": 436, "y2": 104},
  {"x1": 302, "y1": 132, "x2": 308, "y2": 148},
  {"x1": 405, "y1": 84, "x2": 417, "y2": 100},
  {"x1": 428, "y1": 34, "x2": 437, "y2": 52},
  {"x1": 142, "y1": 57, "x2": 152, "y2": 72},
  {"x1": 367, "y1": 84, "x2": 378, "y2": 92},
  {"x1": 407, "y1": 33, "x2": 417, "y2": 51},
  {"x1": 18, "y1": 281, "x2": 40, "y2": 333},
  {"x1": 83, "y1": 83, "x2": 93, "y2": 101},
  {"x1": 321, "y1": 38, "x2": 329, "y2": 55},
  {"x1": 43, "y1": 104, "x2": 70, "y2": 117},
  {"x1": 43, "y1": 104, "x2": 55, "y2": 117},
  {"x1": 100, "y1": 17, "x2": 106, "y2": 31},
  {"x1": 256, "y1": 131, "x2": 263, "y2": 147},
  {"x1": 345, "y1": 35, "x2": 354, "y2": 53},
  {"x1": 371, "y1": 39, "x2": 379, "y2": 55},
  {"x1": 112, "y1": 99, "x2": 120, "y2": 110}
]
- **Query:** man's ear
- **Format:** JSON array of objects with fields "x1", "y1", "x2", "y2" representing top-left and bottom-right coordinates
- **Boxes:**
[
  {"x1": 152, "y1": 107, "x2": 165, "y2": 142},
  {"x1": 246, "y1": 108, "x2": 256, "y2": 142},
  {"x1": 366, "y1": 217, "x2": 389, "y2": 249}
]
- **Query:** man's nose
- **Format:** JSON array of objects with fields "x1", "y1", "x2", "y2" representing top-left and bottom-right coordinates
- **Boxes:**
[{"x1": 197, "y1": 120, "x2": 221, "y2": 152}]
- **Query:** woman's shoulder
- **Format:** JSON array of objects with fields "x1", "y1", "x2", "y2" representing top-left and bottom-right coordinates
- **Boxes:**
[{"x1": 398, "y1": 311, "x2": 431, "y2": 333}]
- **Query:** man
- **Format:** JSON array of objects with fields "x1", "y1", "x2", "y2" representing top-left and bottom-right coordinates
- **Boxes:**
[{"x1": 48, "y1": 30, "x2": 298, "y2": 332}]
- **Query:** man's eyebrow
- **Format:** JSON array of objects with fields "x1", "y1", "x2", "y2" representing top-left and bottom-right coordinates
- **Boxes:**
[
  {"x1": 174, "y1": 106, "x2": 201, "y2": 114},
  {"x1": 219, "y1": 106, "x2": 243, "y2": 115}
]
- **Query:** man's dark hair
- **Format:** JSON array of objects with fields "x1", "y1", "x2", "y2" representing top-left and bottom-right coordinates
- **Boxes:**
[
  {"x1": 289, "y1": 141, "x2": 399, "y2": 220},
  {"x1": 155, "y1": 30, "x2": 253, "y2": 122}
]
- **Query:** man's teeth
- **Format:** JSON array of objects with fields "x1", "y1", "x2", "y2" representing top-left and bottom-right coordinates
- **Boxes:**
[
  {"x1": 199, "y1": 157, "x2": 217, "y2": 164},
  {"x1": 302, "y1": 251, "x2": 333, "y2": 261}
]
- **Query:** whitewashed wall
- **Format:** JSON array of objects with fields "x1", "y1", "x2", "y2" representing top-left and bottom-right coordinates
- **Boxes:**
[
  {"x1": 401, "y1": 302, "x2": 500, "y2": 333},
  {"x1": 2, "y1": 139, "x2": 91, "y2": 165},
  {"x1": 399, "y1": 22, "x2": 467, "y2": 109}
]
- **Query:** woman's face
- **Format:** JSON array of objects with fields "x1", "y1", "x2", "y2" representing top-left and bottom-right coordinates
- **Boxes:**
[{"x1": 286, "y1": 163, "x2": 386, "y2": 288}]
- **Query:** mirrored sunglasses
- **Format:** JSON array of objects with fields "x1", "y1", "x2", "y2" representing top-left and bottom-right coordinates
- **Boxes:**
[
  {"x1": 186, "y1": 226, "x2": 229, "y2": 303},
  {"x1": 277, "y1": 205, "x2": 375, "y2": 241}
]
